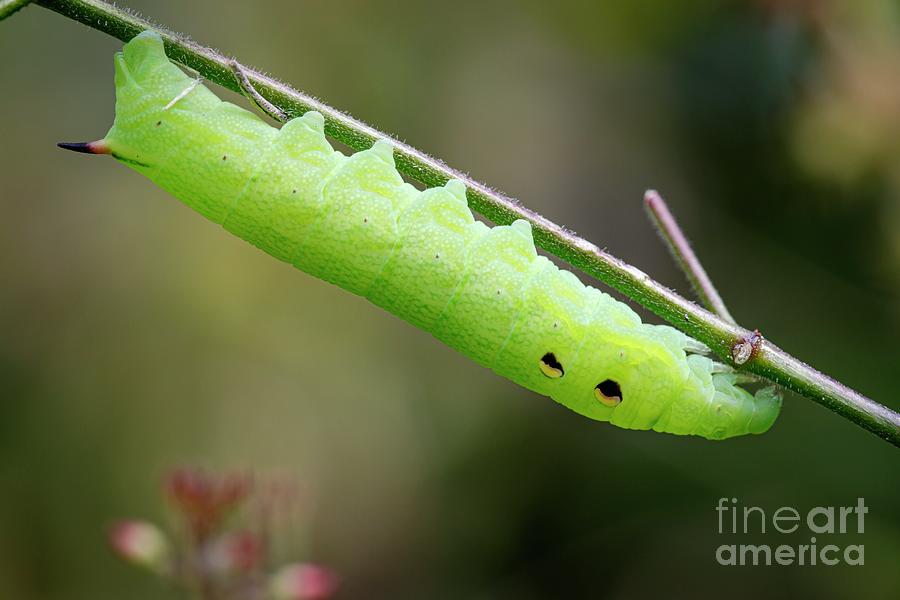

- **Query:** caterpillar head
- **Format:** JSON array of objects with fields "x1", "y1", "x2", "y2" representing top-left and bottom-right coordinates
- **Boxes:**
[{"x1": 569, "y1": 321, "x2": 782, "y2": 439}]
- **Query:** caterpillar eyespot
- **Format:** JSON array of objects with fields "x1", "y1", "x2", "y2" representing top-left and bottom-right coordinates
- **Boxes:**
[
  {"x1": 594, "y1": 380, "x2": 622, "y2": 407},
  {"x1": 59, "y1": 31, "x2": 782, "y2": 440},
  {"x1": 539, "y1": 352, "x2": 564, "y2": 379}
]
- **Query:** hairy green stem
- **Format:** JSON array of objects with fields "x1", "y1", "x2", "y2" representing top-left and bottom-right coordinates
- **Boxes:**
[
  {"x1": 14, "y1": 0, "x2": 900, "y2": 446},
  {"x1": 0, "y1": 0, "x2": 31, "y2": 20}
]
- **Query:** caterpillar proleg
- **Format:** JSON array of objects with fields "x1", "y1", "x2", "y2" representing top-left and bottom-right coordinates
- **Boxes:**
[{"x1": 60, "y1": 31, "x2": 781, "y2": 440}]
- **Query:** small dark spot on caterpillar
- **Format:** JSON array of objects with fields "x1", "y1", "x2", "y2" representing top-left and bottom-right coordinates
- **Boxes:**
[
  {"x1": 496, "y1": 289, "x2": 502, "y2": 295},
  {"x1": 434, "y1": 253, "x2": 440, "y2": 259},
  {"x1": 292, "y1": 189, "x2": 297, "y2": 194},
  {"x1": 539, "y1": 352, "x2": 564, "y2": 378},
  {"x1": 155, "y1": 120, "x2": 161, "y2": 127},
  {"x1": 553, "y1": 322, "x2": 559, "y2": 329},
  {"x1": 363, "y1": 217, "x2": 368, "y2": 223},
  {"x1": 222, "y1": 155, "x2": 227, "y2": 160},
  {"x1": 595, "y1": 379, "x2": 622, "y2": 407}
]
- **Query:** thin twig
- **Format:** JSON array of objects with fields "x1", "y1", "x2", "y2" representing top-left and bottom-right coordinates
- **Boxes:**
[
  {"x1": 229, "y1": 59, "x2": 288, "y2": 123},
  {"x1": 644, "y1": 190, "x2": 736, "y2": 324},
  {"x1": 643, "y1": 191, "x2": 765, "y2": 381},
  {"x1": 19, "y1": 0, "x2": 900, "y2": 446}
]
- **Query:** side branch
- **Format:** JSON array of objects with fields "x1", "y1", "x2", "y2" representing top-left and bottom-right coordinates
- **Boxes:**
[
  {"x1": 644, "y1": 190, "x2": 736, "y2": 324},
  {"x1": 25, "y1": 0, "x2": 900, "y2": 446}
]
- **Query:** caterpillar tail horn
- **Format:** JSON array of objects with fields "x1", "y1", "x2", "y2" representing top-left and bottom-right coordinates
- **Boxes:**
[{"x1": 57, "y1": 140, "x2": 111, "y2": 155}]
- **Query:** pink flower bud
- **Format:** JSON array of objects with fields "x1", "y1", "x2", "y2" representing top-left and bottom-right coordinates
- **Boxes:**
[
  {"x1": 108, "y1": 520, "x2": 170, "y2": 571},
  {"x1": 270, "y1": 563, "x2": 339, "y2": 600}
]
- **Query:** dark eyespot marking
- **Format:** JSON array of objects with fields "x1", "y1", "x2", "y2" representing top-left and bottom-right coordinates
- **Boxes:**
[
  {"x1": 292, "y1": 189, "x2": 297, "y2": 194},
  {"x1": 539, "y1": 352, "x2": 564, "y2": 379},
  {"x1": 155, "y1": 120, "x2": 161, "y2": 127},
  {"x1": 595, "y1": 379, "x2": 622, "y2": 407},
  {"x1": 222, "y1": 155, "x2": 227, "y2": 160}
]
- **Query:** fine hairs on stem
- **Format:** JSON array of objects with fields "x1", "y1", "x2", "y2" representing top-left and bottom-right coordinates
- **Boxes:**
[{"x1": 6, "y1": 0, "x2": 900, "y2": 446}]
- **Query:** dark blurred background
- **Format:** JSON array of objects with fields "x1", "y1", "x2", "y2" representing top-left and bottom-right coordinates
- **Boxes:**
[{"x1": 1, "y1": 1, "x2": 899, "y2": 598}]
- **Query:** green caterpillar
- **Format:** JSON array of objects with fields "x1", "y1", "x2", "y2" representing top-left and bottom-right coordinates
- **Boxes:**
[{"x1": 60, "y1": 31, "x2": 780, "y2": 440}]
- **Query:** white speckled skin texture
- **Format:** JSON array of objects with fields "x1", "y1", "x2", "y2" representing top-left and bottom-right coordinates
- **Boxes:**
[{"x1": 99, "y1": 32, "x2": 781, "y2": 439}]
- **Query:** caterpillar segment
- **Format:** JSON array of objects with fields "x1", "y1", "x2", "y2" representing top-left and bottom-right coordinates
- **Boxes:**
[
  {"x1": 59, "y1": 31, "x2": 781, "y2": 440},
  {"x1": 223, "y1": 112, "x2": 344, "y2": 263}
]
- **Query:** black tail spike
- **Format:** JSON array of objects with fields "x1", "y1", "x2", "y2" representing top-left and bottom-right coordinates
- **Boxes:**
[{"x1": 57, "y1": 140, "x2": 111, "y2": 154}]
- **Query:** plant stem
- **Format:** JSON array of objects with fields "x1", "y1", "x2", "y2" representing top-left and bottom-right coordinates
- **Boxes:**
[
  {"x1": 644, "y1": 190, "x2": 736, "y2": 324},
  {"x1": 0, "y1": 0, "x2": 31, "y2": 20},
  {"x1": 20, "y1": 0, "x2": 900, "y2": 446}
]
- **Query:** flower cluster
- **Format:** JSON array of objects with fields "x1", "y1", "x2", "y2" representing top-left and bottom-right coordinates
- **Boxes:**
[{"x1": 109, "y1": 468, "x2": 337, "y2": 600}]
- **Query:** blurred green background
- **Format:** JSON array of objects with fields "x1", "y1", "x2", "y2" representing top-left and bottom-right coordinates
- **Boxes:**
[{"x1": 1, "y1": 0, "x2": 899, "y2": 598}]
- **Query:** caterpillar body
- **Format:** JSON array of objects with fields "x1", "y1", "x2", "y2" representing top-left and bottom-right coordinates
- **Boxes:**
[{"x1": 62, "y1": 31, "x2": 780, "y2": 440}]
